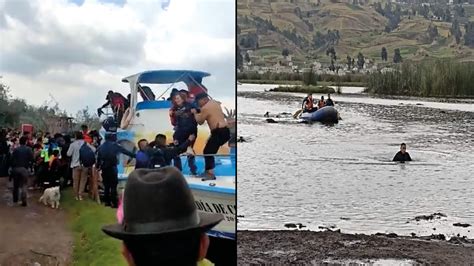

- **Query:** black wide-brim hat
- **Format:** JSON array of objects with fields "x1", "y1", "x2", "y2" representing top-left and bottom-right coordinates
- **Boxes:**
[{"x1": 102, "y1": 167, "x2": 223, "y2": 240}]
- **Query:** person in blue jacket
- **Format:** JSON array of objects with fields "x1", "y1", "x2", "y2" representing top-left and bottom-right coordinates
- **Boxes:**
[
  {"x1": 97, "y1": 133, "x2": 135, "y2": 208},
  {"x1": 169, "y1": 91, "x2": 198, "y2": 175}
]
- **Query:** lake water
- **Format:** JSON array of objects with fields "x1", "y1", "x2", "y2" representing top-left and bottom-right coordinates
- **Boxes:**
[{"x1": 238, "y1": 84, "x2": 474, "y2": 238}]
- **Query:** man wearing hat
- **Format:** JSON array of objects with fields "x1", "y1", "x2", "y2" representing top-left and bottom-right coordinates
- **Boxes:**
[
  {"x1": 102, "y1": 167, "x2": 223, "y2": 265},
  {"x1": 191, "y1": 93, "x2": 230, "y2": 180}
]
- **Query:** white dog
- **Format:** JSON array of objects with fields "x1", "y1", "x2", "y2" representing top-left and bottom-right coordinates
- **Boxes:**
[{"x1": 39, "y1": 186, "x2": 61, "y2": 209}]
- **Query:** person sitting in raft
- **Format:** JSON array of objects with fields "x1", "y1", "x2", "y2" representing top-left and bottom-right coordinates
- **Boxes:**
[
  {"x1": 301, "y1": 93, "x2": 317, "y2": 113},
  {"x1": 325, "y1": 94, "x2": 334, "y2": 106},
  {"x1": 317, "y1": 96, "x2": 326, "y2": 109},
  {"x1": 393, "y1": 143, "x2": 412, "y2": 162}
]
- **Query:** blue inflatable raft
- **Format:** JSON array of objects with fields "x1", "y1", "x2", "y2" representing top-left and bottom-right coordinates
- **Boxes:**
[{"x1": 300, "y1": 106, "x2": 339, "y2": 123}]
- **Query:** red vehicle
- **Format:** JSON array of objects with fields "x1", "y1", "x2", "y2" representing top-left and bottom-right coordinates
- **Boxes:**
[{"x1": 21, "y1": 124, "x2": 33, "y2": 135}]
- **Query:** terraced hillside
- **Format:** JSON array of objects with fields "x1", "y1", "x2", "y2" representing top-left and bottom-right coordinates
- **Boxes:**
[{"x1": 238, "y1": 0, "x2": 474, "y2": 66}]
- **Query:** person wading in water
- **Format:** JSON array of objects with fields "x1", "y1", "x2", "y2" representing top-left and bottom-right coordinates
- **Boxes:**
[{"x1": 393, "y1": 143, "x2": 412, "y2": 162}]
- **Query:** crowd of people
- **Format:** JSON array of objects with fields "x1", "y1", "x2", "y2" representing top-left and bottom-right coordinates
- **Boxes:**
[
  {"x1": 0, "y1": 86, "x2": 232, "y2": 209},
  {"x1": 0, "y1": 126, "x2": 103, "y2": 206}
]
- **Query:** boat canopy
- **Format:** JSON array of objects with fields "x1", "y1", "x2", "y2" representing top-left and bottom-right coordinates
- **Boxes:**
[
  {"x1": 121, "y1": 70, "x2": 210, "y2": 117},
  {"x1": 121, "y1": 70, "x2": 210, "y2": 84}
]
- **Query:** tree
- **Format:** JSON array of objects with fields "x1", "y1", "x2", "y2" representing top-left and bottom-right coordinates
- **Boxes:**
[
  {"x1": 75, "y1": 106, "x2": 101, "y2": 131},
  {"x1": 465, "y1": 22, "x2": 474, "y2": 47},
  {"x1": 451, "y1": 20, "x2": 463, "y2": 45},
  {"x1": 346, "y1": 55, "x2": 352, "y2": 69},
  {"x1": 244, "y1": 52, "x2": 251, "y2": 62},
  {"x1": 302, "y1": 70, "x2": 317, "y2": 86},
  {"x1": 420, "y1": 5, "x2": 429, "y2": 19},
  {"x1": 393, "y1": 48, "x2": 402, "y2": 63},
  {"x1": 282, "y1": 48, "x2": 290, "y2": 57},
  {"x1": 326, "y1": 47, "x2": 337, "y2": 61},
  {"x1": 444, "y1": 8, "x2": 452, "y2": 22},
  {"x1": 381, "y1": 47, "x2": 388, "y2": 61},
  {"x1": 427, "y1": 24, "x2": 439, "y2": 42},
  {"x1": 237, "y1": 45, "x2": 243, "y2": 70},
  {"x1": 357, "y1": 52, "x2": 365, "y2": 69},
  {"x1": 329, "y1": 59, "x2": 336, "y2": 72}
]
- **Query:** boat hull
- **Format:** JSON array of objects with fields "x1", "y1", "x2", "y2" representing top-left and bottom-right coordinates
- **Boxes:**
[{"x1": 300, "y1": 106, "x2": 339, "y2": 123}]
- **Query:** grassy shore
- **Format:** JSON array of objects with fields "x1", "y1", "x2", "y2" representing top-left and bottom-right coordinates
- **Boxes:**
[
  {"x1": 238, "y1": 79, "x2": 302, "y2": 85},
  {"x1": 239, "y1": 79, "x2": 366, "y2": 87},
  {"x1": 269, "y1": 85, "x2": 336, "y2": 94},
  {"x1": 62, "y1": 189, "x2": 126, "y2": 266}
]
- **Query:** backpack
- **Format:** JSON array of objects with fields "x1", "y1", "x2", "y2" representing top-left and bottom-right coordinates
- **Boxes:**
[{"x1": 79, "y1": 142, "x2": 95, "y2": 167}]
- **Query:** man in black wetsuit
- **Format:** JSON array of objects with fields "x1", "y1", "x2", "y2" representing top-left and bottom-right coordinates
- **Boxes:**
[{"x1": 393, "y1": 143, "x2": 412, "y2": 162}]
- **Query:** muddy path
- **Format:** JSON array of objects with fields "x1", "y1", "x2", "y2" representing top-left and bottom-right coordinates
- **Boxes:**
[
  {"x1": 0, "y1": 177, "x2": 73, "y2": 266},
  {"x1": 238, "y1": 230, "x2": 474, "y2": 265}
]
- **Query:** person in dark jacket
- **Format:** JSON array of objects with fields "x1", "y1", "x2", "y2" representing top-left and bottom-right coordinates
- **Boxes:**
[
  {"x1": 393, "y1": 143, "x2": 412, "y2": 162},
  {"x1": 135, "y1": 139, "x2": 151, "y2": 169},
  {"x1": 169, "y1": 92, "x2": 198, "y2": 174},
  {"x1": 149, "y1": 134, "x2": 195, "y2": 169},
  {"x1": 325, "y1": 94, "x2": 334, "y2": 106},
  {"x1": 0, "y1": 129, "x2": 10, "y2": 177},
  {"x1": 96, "y1": 133, "x2": 135, "y2": 208},
  {"x1": 10, "y1": 136, "x2": 34, "y2": 206}
]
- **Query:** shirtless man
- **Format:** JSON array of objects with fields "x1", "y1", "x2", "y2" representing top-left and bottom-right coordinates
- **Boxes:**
[{"x1": 191, "y1": 93, "x2": 230, "y2": 180}]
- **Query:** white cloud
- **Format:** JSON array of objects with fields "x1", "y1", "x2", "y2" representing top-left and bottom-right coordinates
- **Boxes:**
[{"x1": 0, "y1": 0, "x2": 235, "y2": 115}]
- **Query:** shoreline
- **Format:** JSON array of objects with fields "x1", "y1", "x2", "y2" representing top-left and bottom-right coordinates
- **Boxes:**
[
  {"x1": 238, "y1": 81, "x2": 474, "y2": 101},
  {"x1": 238, "y1": 79, "x2": 366, "y2": 87},
  {"x1": 238, "y1": 230, "x2": 474, "y2": 265}
]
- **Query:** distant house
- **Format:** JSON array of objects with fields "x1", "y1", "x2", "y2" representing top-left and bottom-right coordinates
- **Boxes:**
[{"x1": 381, "y1": 67, "x2": 396, "y2": 74}]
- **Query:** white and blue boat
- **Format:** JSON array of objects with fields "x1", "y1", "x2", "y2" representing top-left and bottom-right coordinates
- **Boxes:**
[{"x1": 100, "y1": 70, "x2": 235, "y2": 240}]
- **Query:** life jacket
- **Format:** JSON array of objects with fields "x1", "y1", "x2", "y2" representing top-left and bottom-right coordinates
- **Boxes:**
[
  {"x1": 110, "y1": 93, "x2": 126, "y2": 109},
  {"x1": 318, "y1": 99, "x2": 326, "y2": 109},
  {"x1": 48, "y1": 155, "x2": 57, "y2": 169},
  {"x1": 83, "y1": 131, "x2": 93, "y2": 144},
  {"x1": 174, "y1": 103, "x2": 197, "y2": 131},
  {"x1": 305, "y1": 97, "x2": 314, "y2": 110}
]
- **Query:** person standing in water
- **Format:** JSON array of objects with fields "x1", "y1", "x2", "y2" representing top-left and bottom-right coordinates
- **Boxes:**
[
  {"x1": 393, "y1": 143, "x2": 412, "y2": 162},
  {"x1": 191, "y1": 93, "x2": 230, "y2": 180}
]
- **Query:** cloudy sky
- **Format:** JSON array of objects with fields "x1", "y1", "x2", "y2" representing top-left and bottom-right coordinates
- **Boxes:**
[{"x1": 0, "y1": 0, "x2": 235, "y2": 115}]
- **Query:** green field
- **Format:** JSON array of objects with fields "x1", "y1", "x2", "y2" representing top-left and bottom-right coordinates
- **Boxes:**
[
  {"x1": 63, "y1": 189, "x2": 126, "y2": 266},
  {"x1": 238, "y1": 0, "x2": 474, "y2": 65}
]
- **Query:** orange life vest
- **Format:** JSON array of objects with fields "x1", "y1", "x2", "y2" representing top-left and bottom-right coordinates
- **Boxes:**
[
  {"x1": 318, "y1": 100, "x2": 325, "y2": 109},
  {"x1": 305, "y1": 97, "x2": 314, "y2": 109}
]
